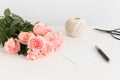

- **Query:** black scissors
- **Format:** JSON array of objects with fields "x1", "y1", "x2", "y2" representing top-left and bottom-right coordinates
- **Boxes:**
[{"x1": 94, "y1": 28, "x2": 120, "y2": 40}]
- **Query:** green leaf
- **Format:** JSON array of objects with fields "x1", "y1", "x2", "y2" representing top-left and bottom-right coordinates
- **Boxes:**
[
  {"x1": 2, "y1": 28, "x2": 10, "y2": 38},
  {"x1": 11, "y1": 13, "x2": 24, "y2": 23},
  {"x1": 5, "y1": 16, "x2": 13, "y2": 23},
  {"x1": 10, "y1": 20, "x2": 19, "y2": 26},
  {"x1": 9, "y1": 26, "x2": 16, "y2": 34},
  {"x1": 8, "y1": 26, "x2": 16, "y2": 37},
  {"x1": 0, "y1": 31, "x2": 7, "y2": 46},
  {"x1": 0, "y1": 32, "x2": 3, "y2": 44},
  {"x1": 4, "y1": 8, "x2": 11, "y2": 16},
  {"x1": 18, "y1": 44, "x2": 28, "y2": 56},
  {"x1": 22, "y1": 21, "x2": 33, "y2": 31},
  {"x1": 0, "y1": 19, "x2": 4, "y2": 26},
  {"x1": 3, "y1": 26, "x2": 17, "y2": 38}
]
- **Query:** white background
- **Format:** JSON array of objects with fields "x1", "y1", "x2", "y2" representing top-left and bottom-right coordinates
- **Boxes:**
[
  {"x1": 0, "y1": 0, "x2": 120, "y2": 80},
  {"x1": 0, "y1": 0, "x2": 120, "y2": 26}
]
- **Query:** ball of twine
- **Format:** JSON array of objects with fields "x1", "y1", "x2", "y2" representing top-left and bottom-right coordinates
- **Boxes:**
[{"x1": 65, "y1": 17, "x2": 87, "y2": 37}]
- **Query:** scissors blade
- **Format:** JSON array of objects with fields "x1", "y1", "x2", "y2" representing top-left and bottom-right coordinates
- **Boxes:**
[{"x1": 94, "y1": 28, "x2": 111, "y2": 33}]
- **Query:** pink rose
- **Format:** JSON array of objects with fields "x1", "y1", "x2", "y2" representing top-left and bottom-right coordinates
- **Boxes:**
[
  {"x1": 53, "y1": 32, "x2": 64, "y2": 52},
  {"x1": 4, "y1": 38, "x2": 20, "y2": 54},
  {"x1": 27, "y1": 49, "x2": 43, "y2": 60},
  {"x1": 41, "y1": 42, "x2": 53, "y2": 54},
  {"x1": 54, "y1": 32, "x2": 64, "y2": 44},
  {"x1": 18, "y1": 32, "x2": 35, "y2": 45},
  {"x1": 28, "y1": 36, "x2": 45, "y2": 50},
  {"x1": 33, "y1": 23, "x2": 53, "y2": 36},
  {"x1": 33, "y1": 23, "x2": 47, "y2": 35},
  {"x1": 46, "y1": 27, "x2": 52, "y2": 33},
  {"x1": 44, "y1": 32, "x2": 54, "y2": 41}
]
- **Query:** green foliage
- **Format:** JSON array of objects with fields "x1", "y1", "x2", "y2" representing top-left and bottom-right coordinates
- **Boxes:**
[
  {"x1": 0, "y1": 8, "x2": 34, "y2": 56},
  {"x1": 4, "y1": 8, "x2": 11, "y2": 16},
  {"x1": 18, "y1": 44, "x2": 28, "y2": 56}
]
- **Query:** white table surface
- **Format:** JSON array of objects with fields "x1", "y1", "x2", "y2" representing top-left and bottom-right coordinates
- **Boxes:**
[{"x1": 0, "y1": 26, "x2": 120, "y2": 80}]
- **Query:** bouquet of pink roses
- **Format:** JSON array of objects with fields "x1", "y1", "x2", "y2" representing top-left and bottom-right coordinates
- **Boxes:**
[{"x1": 0, "y1": 9, "x2": 63, "y2": 60}]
